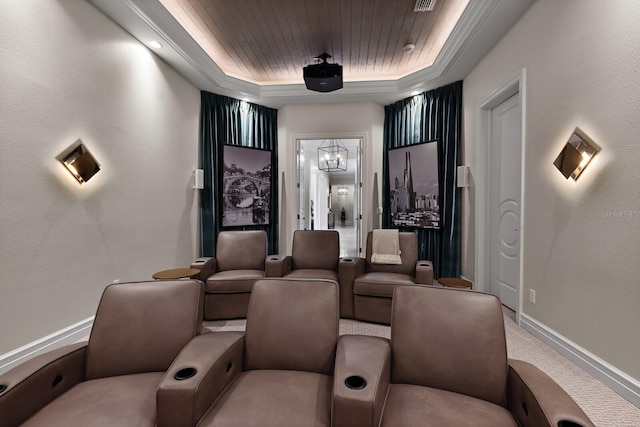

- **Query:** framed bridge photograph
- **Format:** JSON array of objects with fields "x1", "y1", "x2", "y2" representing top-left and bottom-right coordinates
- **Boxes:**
[{"x1": 221, "y1": 144, "x2": 272, "y2": 227}]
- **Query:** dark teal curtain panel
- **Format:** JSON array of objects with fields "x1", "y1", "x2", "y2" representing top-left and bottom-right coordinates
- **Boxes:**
[
  {"x1": 383, "y1": 81, "x2": 462, "y2": 279},
  {"x1": 200, "y1": 92, "x2": 278, "y2": 256}
]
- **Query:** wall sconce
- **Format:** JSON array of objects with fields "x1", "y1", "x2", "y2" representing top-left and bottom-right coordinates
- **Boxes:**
[
  {"x1": 553, "y1": 128, "x2": 599, "y2": 180},
  {"x1": 58, "y1": 142, "x2": 100, "y2": 184}
]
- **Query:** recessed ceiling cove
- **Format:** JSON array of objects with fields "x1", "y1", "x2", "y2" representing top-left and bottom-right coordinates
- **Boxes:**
[
  {"x1": 158, "y1": 0, "x2": 469, "y2": 85},
  {"x1": 89, "y1": 0, "x2": 534, "y2": 107}
]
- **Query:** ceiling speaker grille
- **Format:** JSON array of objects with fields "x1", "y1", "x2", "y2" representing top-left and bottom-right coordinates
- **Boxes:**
[{"x1": 414, "y1": 0, "x2": 437, "y2": 12}]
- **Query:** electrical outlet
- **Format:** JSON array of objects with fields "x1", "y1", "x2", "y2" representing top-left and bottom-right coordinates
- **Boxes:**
[{"x1": 529, "y1": 289, "x2": 536, "y2": 304}]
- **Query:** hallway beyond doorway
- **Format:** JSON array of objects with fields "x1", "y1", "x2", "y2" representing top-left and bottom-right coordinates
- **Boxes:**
[{"x1": 334, "y1": 224, "x2": 358, "y2": 258}]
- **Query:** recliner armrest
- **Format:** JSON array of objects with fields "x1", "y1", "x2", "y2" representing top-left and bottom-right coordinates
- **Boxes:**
[
  {"x1": 0, "y1": 342, "x2": 87, "y2": 427},
  {"x1": 191, "y1": 257, "x2": 217, "y2": 281},
  {"x1": 337, "y1": 257, "x2": 366, "y2": 318},
  {"x1": 333, "y1": 335, "x2": 391, "y2": 427},
  {"x1": 508, "y1": 359, "x2": 595, "y2": 427},
  {"x1": 264, "y1": 254, "x2": 292, "y2": 277},
  {"x1": 415, "y1": 260, "x2": 434, "y2": 285},
  {"x1": 157, "y1": 332, "x2": 245, "y2": 427}
]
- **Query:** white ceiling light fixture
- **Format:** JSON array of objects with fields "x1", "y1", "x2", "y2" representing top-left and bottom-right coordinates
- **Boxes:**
[
  {"x1": 403, "y1": 43, "x2": 415, "y2": 53},
  {"x1": 148, "y1": 40, "x2": 163, "y2": 49}
]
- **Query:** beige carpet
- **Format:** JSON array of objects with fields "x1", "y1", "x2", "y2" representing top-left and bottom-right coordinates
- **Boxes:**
[{"x1": 205, "y1": 313, "x2": 640, "y2": 427}]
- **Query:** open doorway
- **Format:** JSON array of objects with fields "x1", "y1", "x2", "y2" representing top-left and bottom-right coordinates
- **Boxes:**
[{"x1": 297, "y1": 138, "x2": 362, "y2": 257}]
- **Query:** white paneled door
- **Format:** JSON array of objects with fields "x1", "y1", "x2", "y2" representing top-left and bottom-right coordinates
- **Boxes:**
[{"x1": 489, "y1": 93, "x2": 522, "y2": 311}]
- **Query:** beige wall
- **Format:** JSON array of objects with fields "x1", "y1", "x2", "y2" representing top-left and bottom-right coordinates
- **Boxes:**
[
  {"x1": 0, "y1": 1, "x2": 200, "y2": 354},
  {"x1": 463, "y1": 0, "x2": 640, "y2": 380},
  {"x1": 277, "y1": 103, "x2": 385, "y2": 254}
]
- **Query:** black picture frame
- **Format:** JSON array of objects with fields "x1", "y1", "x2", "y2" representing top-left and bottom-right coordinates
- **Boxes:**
[
  {"x1": 387, "y1": 140, "x2": 440, "y2": 229},
  {"x1": 221, "y1": 144, "x2": 272, "y2": 227}
]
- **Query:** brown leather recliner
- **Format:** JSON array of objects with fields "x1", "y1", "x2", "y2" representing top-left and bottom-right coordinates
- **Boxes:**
[
  {"x1": 156, "y1": 278, "x2": 391, "y2": 427},
  {"x1": 191, "y1": 230, "x2": 267, "y2": 320},
  {"x1": 197, "y1": 278, "x2": 339, "y2": 426},
  {"x1": 265, "y1": 230, "x2": 358, "y2": 318},
  {"x1": 0, "y1": 280, "x2": 205, "y2": 427},
  {"x1": 379, "y1": 285, "x2": 595, "y2": 427},
  {"x1": 345, "y1": 231, "x2": 434, "y2": 324},
  {"x1": 266, "y1": 230, "x2": 339, "y2": 281}
]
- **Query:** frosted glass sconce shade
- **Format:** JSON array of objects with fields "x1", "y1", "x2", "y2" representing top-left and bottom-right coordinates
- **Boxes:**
[{"x1": 553, "y1": 128, "x2": 599, "y2": 180}]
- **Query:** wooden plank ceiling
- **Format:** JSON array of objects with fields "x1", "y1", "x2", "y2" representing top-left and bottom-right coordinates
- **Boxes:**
[{"x1": 160, "y1": 0, "x2": 470, "y2": 85}]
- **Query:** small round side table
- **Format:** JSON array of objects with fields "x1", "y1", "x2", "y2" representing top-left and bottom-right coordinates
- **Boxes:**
[
  {"x1": 438, "y1": 277, "x2": 473, "y2": 290},
  {"x1": 152, "y1": 268, "x2": 200, "y2": 280}
]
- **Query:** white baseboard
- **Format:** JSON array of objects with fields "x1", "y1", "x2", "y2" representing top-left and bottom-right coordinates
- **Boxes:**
[
  {"x1": 0, "y1": 316, "x2": 94, "y2": 375},
  {"x1": 520, "y1": 313, "x2": 640, "y2": 408}
]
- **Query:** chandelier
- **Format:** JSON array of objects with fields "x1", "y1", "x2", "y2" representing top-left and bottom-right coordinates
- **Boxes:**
[{"x1": 318, "y1": 139, "x2": 348, "y2": 172}]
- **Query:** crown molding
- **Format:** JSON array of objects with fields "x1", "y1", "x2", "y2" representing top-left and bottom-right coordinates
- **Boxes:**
[{"x1": 89, "y1": 0, "x2": 533, "y2": 108}]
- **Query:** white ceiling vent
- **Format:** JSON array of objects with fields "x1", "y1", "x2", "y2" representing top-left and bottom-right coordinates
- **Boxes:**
[{"x1": 414, "y1": 0, "x2": 437, "y2": 12}]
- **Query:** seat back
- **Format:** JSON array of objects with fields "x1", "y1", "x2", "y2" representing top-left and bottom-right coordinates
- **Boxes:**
[
  {"x1": 85, "y1": 280, "x2": 204, "y2": 380},
  {"x1": 365, "y1": 231, "x2": 418, "y2": 275},
  {"x1": 245, "y1": 279, "x2": 339, "y2": 375},
  {"x1": 291, "y1": 230, "x2": 339, "y2": 271},
  {"x1": 216, "y1": 230, "x2": 267, "y2": 272},
  {"x1": 391, "y1": 286, "x2": 509, "y2": 407}
]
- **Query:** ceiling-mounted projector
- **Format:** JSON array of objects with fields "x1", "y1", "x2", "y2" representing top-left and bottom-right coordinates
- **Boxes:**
[{"x1": 303, "y1": 53, "x2": 343, "y2": 93}]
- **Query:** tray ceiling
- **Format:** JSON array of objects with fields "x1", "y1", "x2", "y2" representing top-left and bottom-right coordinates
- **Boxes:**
[
  {"x1": 89, "y1": 0, "x2": 533, "y2": 108},
  {"x1": 159, "y1": 0, "x2": 469, "y2": 85}
]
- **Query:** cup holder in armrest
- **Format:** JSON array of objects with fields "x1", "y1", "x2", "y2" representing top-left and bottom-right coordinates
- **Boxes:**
[
  {"x1": 52, "y1": 375, "x2": 63, "y2": 387},
  {"x1": 345, "y1": 375, "x2": 367, "y2": 390},
  {"x1": 0, "y1": 384, "x2": 6, "y2": 394},
  {"x1": 174, "y1": 367, "x2": 197, "y2": 380},
  {"x1": 341, "y1": 258, "x2": 354, "y2": 262},
  {"x1": 269, "y1": 257, "x2": 279, "y2": 261}
]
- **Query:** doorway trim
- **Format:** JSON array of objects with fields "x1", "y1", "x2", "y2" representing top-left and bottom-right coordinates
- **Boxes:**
[
  {"x1": 475, "y1": 68, "x2": 526, "y2": 324},
  {"x1": 294, "y1": 136, "x2": 364, "y2": 257}
]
